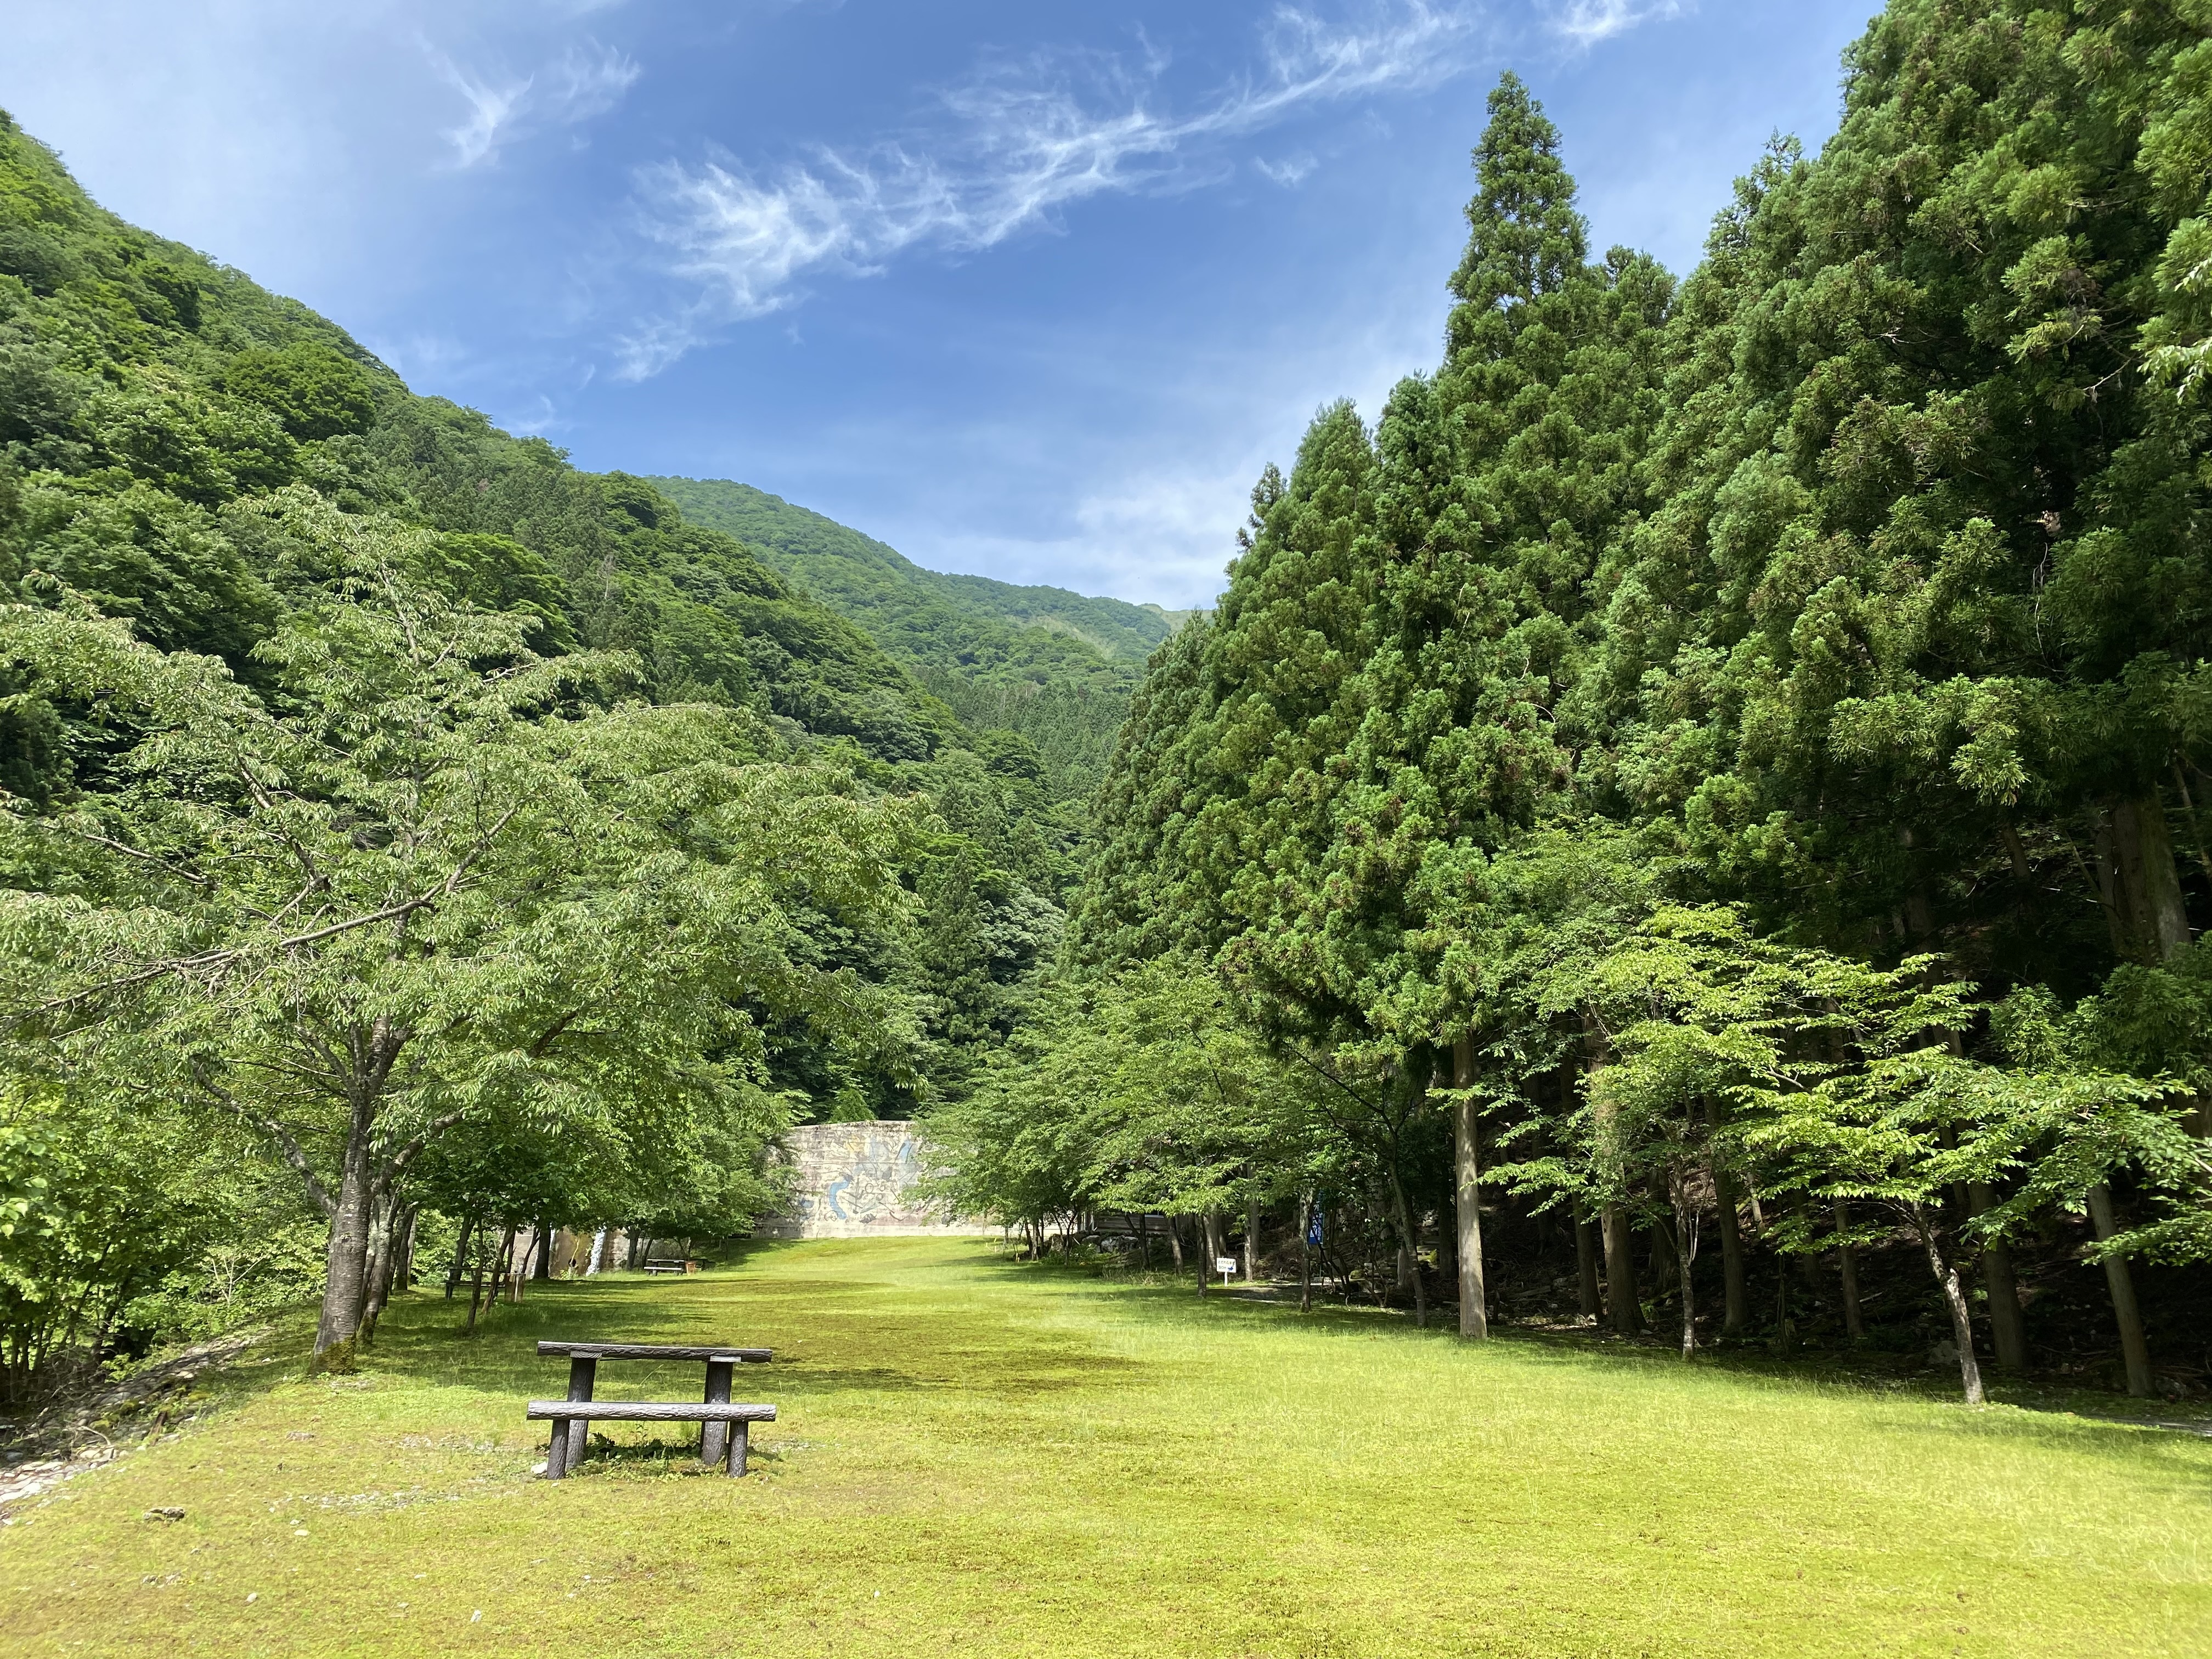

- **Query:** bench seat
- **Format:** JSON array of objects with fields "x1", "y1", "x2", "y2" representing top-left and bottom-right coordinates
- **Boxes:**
[{"x1": 537, "y1": 1341, "x2": 772, "y2": 1362}]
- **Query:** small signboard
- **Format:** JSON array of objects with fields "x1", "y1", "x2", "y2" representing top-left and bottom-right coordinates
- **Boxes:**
[{"x1": 1215, "y1": 1256, "x2": 1238, "y2": 1277}]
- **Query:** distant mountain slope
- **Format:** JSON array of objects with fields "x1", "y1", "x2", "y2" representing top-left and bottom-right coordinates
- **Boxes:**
[
  {"x1": 647, "y1": 477, "x2": 1179, "y2": 669},
  {"x1": 0, "y1": 110, "x2": 949, "y2": 766},
  {"x1": 647, "y1": 476, "x2": 1193, "y2": 802}
]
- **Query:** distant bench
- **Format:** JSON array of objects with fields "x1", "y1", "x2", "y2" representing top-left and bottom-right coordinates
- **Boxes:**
[
  {"x1": 530, "y1": 1400, "x2": 776, "y2": 1478},
  {"x1": 537, "y1": 1341, "x2": 775, "y2": 1475}
]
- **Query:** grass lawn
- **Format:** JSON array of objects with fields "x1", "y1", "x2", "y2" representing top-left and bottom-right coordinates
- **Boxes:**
[{"x1": 2, "y1": 1237, "x2": 2208, "y2": 1657}]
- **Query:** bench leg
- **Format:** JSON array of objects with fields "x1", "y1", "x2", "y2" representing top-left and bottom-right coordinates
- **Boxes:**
[
  {"x1": 566, "y1": 1355, "x2": 596, "y2": 1469},
  {"x1": 725, "y1": 1420, "x2": 749, "y2": 1478},
  {"x1": 545, "y1": 1421, "x2": 568, "y2": 1480},
  {"x1": 701, "y1": 1359, "x2": 733, "y2": 1468}
]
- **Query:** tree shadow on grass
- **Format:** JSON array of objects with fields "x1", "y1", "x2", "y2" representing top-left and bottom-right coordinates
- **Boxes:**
[{"x1": 997, "y1": 1258, "x2": 2212, "y2": 1478}]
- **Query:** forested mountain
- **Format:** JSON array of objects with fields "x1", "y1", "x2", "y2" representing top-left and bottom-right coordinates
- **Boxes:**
[
  {"x1": 930, "y1": 0, "x2": 2212, "y2": 1402},
  {"x1": 648, "y1": 476, "x2": 1177, "y2": 664},
  {"x1": 649, "y1": 475, "x2": 1187, "y2": 800},
  {"x1": 0, "y1": 108, "x2": 1076, "y2": 1383}
]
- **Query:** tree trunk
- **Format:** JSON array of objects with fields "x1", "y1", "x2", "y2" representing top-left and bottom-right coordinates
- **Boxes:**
[
  {"x1": 533, "y1": 1217, "x2": 553, "y2": 1280},
  {"x1": 2087, "y1": 1184, "x2": 2153, "y2": 1397},
  {"x1": 2111, "y1": 795, "x2": 2192, "y2": 963},
  {"x1": 359, "y1": 1190, "x2": 409, "y2": 1345},
  {"x1": 1601, "y1": 1205, "x2": 1640, "y2": 1335},
  {"x1": 2091, "y1": 809, "x2": 2132, "y2": 958},
  {"x1": 1204, "y1": 1212, "x2": 1227, "y2": 1278},
  {"x1": 1834, "y1": 1201, "x2": 1865, "y2": 1344},
  {"x1": 356, "y1": 1189, "x2": 393, "y2": 1348},
  {"x1": 1667, "y1": 1164, "x2": 1698, "y2": 1358},
  {"x1": 1453, "y1": 1034, "x2": 1488, "y2": 1340},
  {"x1": 1167, "y1": 1214, "x2": 1184, "y2": 1271},
  {"x1": 1299, "y1": 1194, "x2": 1313, "y2": 1313},
  {"x1": 445, "y1": 1214, "x2": 476, "y2": 1299},
  {"x1": 1387, "y1": 1173, "x2": 1427, "y2": 1329},
  {"x1": 312, "y1": 1106, "x2": 377, "y2": 1360},
  {"x1": 1966, "y1": 1183, "x2": 2026, "y2": 1370},
  {"x1": 466, "y1": 1235, "x2": 489, "y2": 1333},
  {"x1": 1713, "y1": 1176, "x2": 1747, "y2": 1337},
  {"x1": 1243, "y1": 1197, "x2": 1260, "y2": 1282},
  {"x1": 1573, "y1": 1217, "x2": 1600, "y2": 1322},
  {"x1": 1706, "y1": 1101, "x2": 1747, "y2": 1336},
  {"x1": 399, "y1": 1205, "x2": 420, "y2": 1292},
  {"x1": 1910, "y1": 1203, "x2": 1984, "y2": 1404},
  {"x1": 1193, "y1": 1216, "x2": 1206, "y2": 1297},
  {"x1": 1585, "y1": 1014, "x2": 1639, "y2": 1335}
]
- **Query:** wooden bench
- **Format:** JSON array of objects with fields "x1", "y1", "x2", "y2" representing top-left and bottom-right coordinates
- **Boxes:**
[
  {"x1": 537, "y1": 1341, "x2": 774, "y2": 1468},
  {"x1": 529, "y1": 1400, "x2": 776, "y2": 1479}
]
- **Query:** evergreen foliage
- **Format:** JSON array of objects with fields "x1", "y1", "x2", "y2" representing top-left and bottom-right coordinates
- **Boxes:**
[{"x1": 1012, "y1": 5, "x2": 2212, "y2": 1397}]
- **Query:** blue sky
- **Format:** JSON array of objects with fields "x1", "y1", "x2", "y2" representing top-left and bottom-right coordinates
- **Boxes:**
[{"x1": 5, "y1": 2, "x2": 1872, "y2": 607}]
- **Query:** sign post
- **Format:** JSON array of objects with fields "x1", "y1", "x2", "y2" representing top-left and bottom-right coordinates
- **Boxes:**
[{"x1": 1215, "y1": 1255, "x2": 1238, "y2": 1287}]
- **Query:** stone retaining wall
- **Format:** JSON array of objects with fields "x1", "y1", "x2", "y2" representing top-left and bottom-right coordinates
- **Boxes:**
[{"x1": 752, "y1": 1120, "x2": 994, "y2": 1239}]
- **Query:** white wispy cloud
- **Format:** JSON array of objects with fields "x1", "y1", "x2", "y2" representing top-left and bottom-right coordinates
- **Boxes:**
[
  {"x1": 1550, "y1": 1, "x2": 1685, "y2": 45},
  {"x1": 618, "y1": 1, "x2": 1486, "y2": 376},
  {"x1": 435, "y1": 56, "x2": 532, "y2": 168},
  {"x1": 432, "y1": 38, "x2": 640, "y2": 168},
  {"x1": 1254, "y1": 153, "x2": 1319, "y2": 186}
]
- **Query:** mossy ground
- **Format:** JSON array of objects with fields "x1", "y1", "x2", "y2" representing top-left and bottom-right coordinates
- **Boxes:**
[{"x1": 2, "y1": 1237, "x2": 2207, "y2": 1656}]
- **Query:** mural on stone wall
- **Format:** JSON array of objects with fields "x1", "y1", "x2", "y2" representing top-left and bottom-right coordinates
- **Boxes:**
[{"x1": 752, "y1": 1120, "x2": 995, "y2": 1239}]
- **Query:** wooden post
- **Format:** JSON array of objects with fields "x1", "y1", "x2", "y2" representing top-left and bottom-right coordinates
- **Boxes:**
[
  {"x1": 544, "y1": 1419, "x2": 569, "y2": 1480},
  {"x1": 725, "y1": 1419, "x2": 750, "y2": 1477},
  {"x1": 701, "y1": 1358, "x2": 733, "y2": 1467},
  {"x1": 565, "y1": 1355, "x2": 597, "y2": 1468}
]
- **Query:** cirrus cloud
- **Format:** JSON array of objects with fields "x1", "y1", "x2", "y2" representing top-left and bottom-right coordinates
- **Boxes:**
[
  {"x1": 616, "y1": 2, "x2": 1491, "y2": 377},
  {"x1": 432, "y1": 37, "x2": 641, "y2": 169}
]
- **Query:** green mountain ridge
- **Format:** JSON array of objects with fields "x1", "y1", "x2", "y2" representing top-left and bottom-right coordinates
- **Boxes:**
[
  {"x1": 649, "y1": 476, "x2": 1187, "y2": 800},
  {"x1": 647, "y1": 476, "x2": 1181, "y2": 669}
]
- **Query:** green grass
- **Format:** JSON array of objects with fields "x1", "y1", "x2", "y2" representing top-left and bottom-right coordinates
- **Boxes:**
[{"x1": 3, "y1": 1238, "x2": 2208, "y2": 1656}]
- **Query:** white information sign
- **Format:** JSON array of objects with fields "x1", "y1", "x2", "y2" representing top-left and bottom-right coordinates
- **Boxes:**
[{"x1": 1215, "y1": 1256, "x2": 1238, "y2": 1276}]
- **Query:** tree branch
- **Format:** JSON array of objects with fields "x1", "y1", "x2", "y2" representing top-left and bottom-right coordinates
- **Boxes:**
[{"x1": 196, "y1": 1073, "x2": 337, "y2": 1219}]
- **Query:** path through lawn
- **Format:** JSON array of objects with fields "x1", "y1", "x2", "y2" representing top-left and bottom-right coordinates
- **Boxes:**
[{"x1": 3, "y1": 1238, "x2": 2208, "y2": 1656}]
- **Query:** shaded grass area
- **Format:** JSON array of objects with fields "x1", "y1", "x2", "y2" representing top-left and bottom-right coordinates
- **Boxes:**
[{"x1": 2, "y1": 1237, "x2": 2208, "y2": 1657}]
